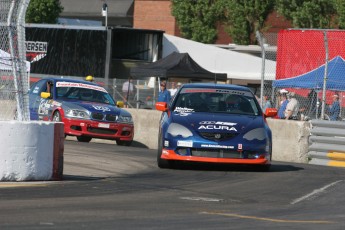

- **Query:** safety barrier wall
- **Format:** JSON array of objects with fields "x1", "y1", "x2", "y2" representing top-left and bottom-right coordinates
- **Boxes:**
[
  {"x1": 0, "y1": 121, "x2": 64, "y2": 181},
  {"x1": 308, "y1": 120, "x2": 345, "y2": 167},
  {"x1": 127, "y1": 109, "x2": 311, "y2": 163}
]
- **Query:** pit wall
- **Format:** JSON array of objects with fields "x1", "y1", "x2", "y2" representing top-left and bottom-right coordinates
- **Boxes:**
[{"x1": 127, "y1": 108, "x2": 311, "y2": 163}]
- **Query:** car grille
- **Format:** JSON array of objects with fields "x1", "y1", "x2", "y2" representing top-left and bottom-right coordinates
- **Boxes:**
[
  {"x1": 199, "y1": 132, "x2": 238, "y2": 141},
  {"x1": 91, "y1": 112, "x2": 117, "y2": 122},
  {"x1": 191, "y1": 148, "x2": 241, "y2": 158},
  {"x1": 87, "y1": 127, "x2": 117, "y2": 135}
]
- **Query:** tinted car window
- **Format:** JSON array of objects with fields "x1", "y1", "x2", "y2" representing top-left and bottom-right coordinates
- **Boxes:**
[
  {"x1": 173, "y1": 87, "x2": 259, "y2": 115},
  {"x1": 56, "y1": 81, "x2": 115, "y2": 105}
]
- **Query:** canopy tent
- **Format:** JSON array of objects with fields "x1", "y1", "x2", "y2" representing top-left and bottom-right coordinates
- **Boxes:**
[
  {"x1": 163, "y1": 34, "x2": 276, "y2": 81},
  {"x1": 272, "y1": 56, "x2": 345, "y2": 91},
  {"x1": 130, "y1": 51, "x2": 227, "y2": 82}
]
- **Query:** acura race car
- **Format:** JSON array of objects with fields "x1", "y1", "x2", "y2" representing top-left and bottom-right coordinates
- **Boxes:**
[
  {"x1": 156, "y1": 83, "x2": 277, "y2": 170},
  {"x1": 29, "y1": 78, "x2": 134, "y2": 146}
]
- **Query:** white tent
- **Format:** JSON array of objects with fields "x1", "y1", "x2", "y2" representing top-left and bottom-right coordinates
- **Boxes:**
[
  {"x1": 163, "y1": 34, "x2": 276, "y2": 81},
  {"x1": 0, "y1": 49, "x2": 30, "y2": 73}
]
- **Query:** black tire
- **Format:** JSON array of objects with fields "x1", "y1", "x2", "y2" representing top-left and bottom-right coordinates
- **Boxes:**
[
  {"x1": 52, "y1": 111, "x2": 62, "y2": 122},
  {"x1": 77, "y1": 136, "x2": 92, "y2": 143},
  {"x1": 157, "y1": 131, "x2": 171, "y2": 169},
  {"x1": 116, "y1": 140, "x2": 132, "y2": 146}
]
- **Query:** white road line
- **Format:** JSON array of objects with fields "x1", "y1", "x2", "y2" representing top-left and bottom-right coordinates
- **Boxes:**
[
  {"x1": 291, "y1": 180, "x2": 343, "y2": 205},
  {"x1": 180, "y1": 197, "x2": 224, "y2": 202}
]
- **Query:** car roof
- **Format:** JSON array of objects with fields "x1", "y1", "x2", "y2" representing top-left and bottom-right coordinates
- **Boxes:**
[{"x1": 181, "y1": 83, "x2": 252, "y2": 93}]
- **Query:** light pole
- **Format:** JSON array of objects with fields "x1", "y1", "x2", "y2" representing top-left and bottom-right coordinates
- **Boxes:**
[{"x1": 102, "y1": 3, "x2": 108, "y2": 27}]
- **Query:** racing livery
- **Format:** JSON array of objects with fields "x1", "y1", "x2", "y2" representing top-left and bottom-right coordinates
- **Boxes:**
[
  {"x1": 156, "y1": 83, "x2": 277, "y2": 170},
  {"x1": 29, "y1": 78, "x2": 134, "y2": 145}
]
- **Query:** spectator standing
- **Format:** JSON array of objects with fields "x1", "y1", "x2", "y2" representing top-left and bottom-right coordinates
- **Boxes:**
[
  {"x1": 328, "y1": 94, "x2": 340, "y2": 121},
  {"x1": 278, "y1": 89, "x2": 289, "y2": 119},
  {"x1": 284, "y1": 92, "x2": 300, "y2": 120},
  {"x1": 158, "y1": 81, "x2": 171, "y2": 103},
  {"x1": 168, "y1": 82, "x2": 178, "y2": 97},
  {"x1": 122, "y1": 78, "x2": 134, "y2": 107}
]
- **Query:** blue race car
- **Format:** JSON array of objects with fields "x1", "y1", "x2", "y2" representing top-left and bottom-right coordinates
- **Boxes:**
[
  {"x1": 155, "y1": 83, "x2": 277, "y2": 170},
  {"x1": 29, "y1": 78, "x2": 134, "y2": 145}
]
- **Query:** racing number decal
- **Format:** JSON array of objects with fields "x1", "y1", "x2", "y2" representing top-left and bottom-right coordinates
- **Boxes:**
[{"x1": 92, "y1": 105, "x2": 111, "y2": 112}]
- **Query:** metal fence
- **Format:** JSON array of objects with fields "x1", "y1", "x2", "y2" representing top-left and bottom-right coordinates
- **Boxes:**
[
  {"x1": 258, "y1": 29, "x2": 345, "y2": 121},
  {"x1": 0, "y1": 0, "x2": 30, "y2": 121}
]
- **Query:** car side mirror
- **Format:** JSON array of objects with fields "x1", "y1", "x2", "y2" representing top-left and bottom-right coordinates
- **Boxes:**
[
  {"x1": 40, "y1": 92, "x2": 51, "y2": 99},
  {"x1": 117, "y1": 101, "x2": 124, "y2": 108},
  {"x1": 155, "y1": 102, "x2": 168, "y2": 112},
  {"x1": 264, "y1": 108, "x2": 278, "y2": 117}
]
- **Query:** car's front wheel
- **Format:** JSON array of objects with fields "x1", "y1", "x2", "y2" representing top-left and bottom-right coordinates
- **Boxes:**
[
  {"x1": 77, "y1": 136, "x2": 92, "y2": 142},
  {"x1": 52, "y1": 111, "x2": 62, "y2": 122},
  {"x1": 116, "y1": 140, "x2": 132, "y2": 146}
]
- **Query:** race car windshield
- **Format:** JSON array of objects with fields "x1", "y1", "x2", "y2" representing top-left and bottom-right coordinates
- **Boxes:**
[
  {"x1": 56, "y1": 85, "x2": 115, "y2": 105},
  {"x1": 173, "y1": 88, "x2": 260, "y2": 115}
]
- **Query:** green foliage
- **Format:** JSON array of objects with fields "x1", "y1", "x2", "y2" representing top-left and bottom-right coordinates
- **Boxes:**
[
  {"x1": 171, "y1": 0, "x2": 224, "y2": 43},
  {"x1": 334, "y1": 0, "x2": 345, "y2": 29},
  {"x1": 275, "y1": 0, "x2": 336, "y2": 28},
  {"x1": 220, "y1": 0, "x2": 275, "y2": 45},
  {"x1": 26, "y1": 0, "x2": 63, "y2": 24}
]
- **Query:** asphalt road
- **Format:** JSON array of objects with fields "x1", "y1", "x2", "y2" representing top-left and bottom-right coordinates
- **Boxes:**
[{"x1": 0, "y1": 139, "x2": 345, "y2": 230}]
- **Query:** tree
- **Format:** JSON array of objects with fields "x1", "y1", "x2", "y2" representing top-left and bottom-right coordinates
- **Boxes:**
[
  {"x1": 26, "y1": 0, "x2": 63, "y2": 24},
  {"x1": 333, "y1": 0, "x2": 345, "y2": 29},
  {"x1": 171, "y1": 0, "x2": 224, "y2": 44},
  {"x1": 220, "y1": 0, "x2": 275, "y2": 45},
  {"x1": 275, "y1": 0, "x2": 336, "y2": 28}
]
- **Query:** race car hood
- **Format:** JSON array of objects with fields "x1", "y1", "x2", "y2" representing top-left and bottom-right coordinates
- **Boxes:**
[
  {"x1": 171, "y1": 111, "x2": 264, "y2": 135},
  {"x1": 59, "y1": 100, "x2": 130, "y2": 116}
]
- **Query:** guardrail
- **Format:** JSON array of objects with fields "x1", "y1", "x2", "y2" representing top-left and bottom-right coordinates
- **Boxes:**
[{"x1": 308, "y1": 120, "x2": 345, "y2": 167}]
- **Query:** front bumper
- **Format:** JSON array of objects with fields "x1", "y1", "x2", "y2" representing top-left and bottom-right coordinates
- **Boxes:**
[
  {"x1": 160, "y1": 149, "x2": 270, "y2": 165},
  {"x1": 63, "y1": 118, "x2": 134, "y2": 141}
]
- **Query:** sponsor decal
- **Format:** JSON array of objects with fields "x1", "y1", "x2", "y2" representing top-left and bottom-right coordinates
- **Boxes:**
[
  {"x1": 164, "y1": 140, "x2": 169, "y2": 147},
  {"x1": 56, "y1": 82, "x2": 108, "y2": 93},
  {"x1": 177, "y1": 140, "x2": 193, "y2": 147},
  {"x1": 92, "y1": 105, "x2": 111, "y2": 112},
  {"x1": 51, "y1": 101, "x2": 61, "y2": 107},
  {"x1": 174, "y1": 107, "x2": 194, "y2": 116},
  {"x1": 26, "y1": 41, "x2": 48, "y2": 63},
  {"x1": 201, "y1": 144, "x2": 234, "y2": 149},
  {"x1": 162, "y1": 149, "x2": 169, "y2": 155},
  {"x1": 198, "y1": 121, "x2": 237, "y2": 131}
]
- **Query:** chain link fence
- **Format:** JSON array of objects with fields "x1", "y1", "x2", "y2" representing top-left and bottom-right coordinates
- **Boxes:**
[
  {"x1": 0, "y1": 0, "x2": 30, "y2": 121},
  {"x1": 257, "y1": 30, "x2": 345, "y2": 121}
]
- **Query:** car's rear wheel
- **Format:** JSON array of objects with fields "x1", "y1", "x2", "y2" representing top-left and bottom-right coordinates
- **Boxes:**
[
  {"x1": 157, "y1": 131, "x2": 171, "y2": 169},
  {"x1": 116, "y1": 140, "x2": 132, "y2": 146},
  {"x1": 52, "y1": 111, "x2": 62, "y2": 122},
  {"x1": 77, "y1": 136, "x2": 92, "y2": 142}
]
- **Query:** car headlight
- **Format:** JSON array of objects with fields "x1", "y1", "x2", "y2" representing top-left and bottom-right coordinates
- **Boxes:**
[
  {"x1": 243, "y1": 128, "x2": 266, "y2": 141},
  {"x1": 65, "y1": 109, "x2": 90, "y2": 119},
  {"x1": 117, "y1": 115, "x2": 133, "y2": 124},
  {"x1": 167, "y1": 123, "x2": 193, "y2": 138}
]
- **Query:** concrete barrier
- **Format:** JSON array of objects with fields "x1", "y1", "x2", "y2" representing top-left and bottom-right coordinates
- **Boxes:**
[
  {"x1": 126, "y1": 108, "x2": 311, "y2": 163},
  {"x1": 0, "y1": 121, "x2": 64, "y2": 181}
]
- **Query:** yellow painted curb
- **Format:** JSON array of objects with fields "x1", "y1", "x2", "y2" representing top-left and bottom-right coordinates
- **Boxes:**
[
  {"x1": 327, "y1": 152, "x2": 345, "y2": 161},
  {"x1": 328, "y1": 160, "x2": 345, "y2": 167}
]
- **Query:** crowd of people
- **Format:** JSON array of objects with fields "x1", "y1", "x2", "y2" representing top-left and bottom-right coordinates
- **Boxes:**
[{"x1": 271, "y1": 88, "x2": 341, "y2": 121}]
